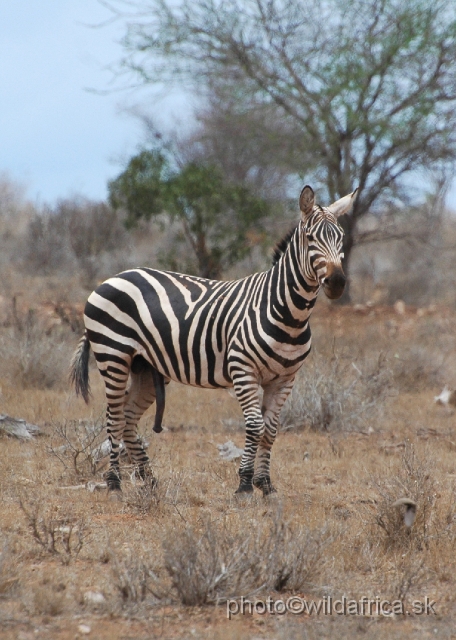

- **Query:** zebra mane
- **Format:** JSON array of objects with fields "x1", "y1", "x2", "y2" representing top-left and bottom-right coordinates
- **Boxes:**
[{"x1": 272, "y1": 224, "x2": 298, "y2": 265}]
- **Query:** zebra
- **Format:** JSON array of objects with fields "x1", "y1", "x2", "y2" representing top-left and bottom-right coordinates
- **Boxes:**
[{"x1": 70, "y1": 185, "x2": 357, "y2": 496}]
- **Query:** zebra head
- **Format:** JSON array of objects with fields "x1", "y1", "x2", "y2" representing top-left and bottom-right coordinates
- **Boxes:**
[{"x1": 299, "y1": 186, "x2": 358, "y2": 300}]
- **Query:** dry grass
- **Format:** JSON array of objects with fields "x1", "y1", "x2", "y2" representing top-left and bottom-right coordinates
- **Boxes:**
[
  {"x1": 0, "y1": 303, "x2": 456, "y2": 639},
  {"x1": 281, "y1": 349, "x2": 393, "y2": 432},
  {"x1": 0, "y1": 539, "x2": 18, "y2": 600},
  {"x1": 0, "y1": 313, "x2": 72, "y2": 391}
]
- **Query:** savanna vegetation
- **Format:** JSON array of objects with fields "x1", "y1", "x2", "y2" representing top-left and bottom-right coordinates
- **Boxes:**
[
  {"x1": 1, "y1": 168, "x2": 456, "y2": 639},
  {"x1": 2, "y1": 0, "x2": 456, "y2": 637}
]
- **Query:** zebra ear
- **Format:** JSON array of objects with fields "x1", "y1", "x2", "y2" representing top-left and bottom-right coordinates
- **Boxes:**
[
  {"x1": 328, "y1": 188, "x2": 358, "y2": 218},
  {"x1": 299, "y1": 186, "x2": 315, "y2": 218}
]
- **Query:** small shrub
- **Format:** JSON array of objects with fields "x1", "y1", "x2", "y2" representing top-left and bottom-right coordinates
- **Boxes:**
[
  {"x1": 162, "y1": 521, "x2": 257, "y2": 605},
  {"x1": 33, "y1": 584, "x2": 65, "y2": 617},
  {"x1": 161, "y1": 510, "x2": 334, "y2": 605},
  {"x1": 18, "y1": 494, "x2": 87, "y2": 563},
  {"x1": 20, "y1": 197, "x2": 130, "y2": 287},
  {"x1": 110, "y1": 550, "x2": 164, "y2": 604},
  {"x1": 47, "y1": 417, "x2": 106, "y2": 478},
  {"x1": 392, "y1": 555, "x2": 426, "y2": 604},
  {"x1": 0, "y1": 304, "x2": 72, "y2": 390},
  {"x1": 124, "y1": 469, "x2": 193, "y2": 517},
  {"x1": 262, "y1": 513, "x2": 333, "y2": 592},
  {"x1": 281, "y1": 350, "x2": 392, "y2": 432},
  {"x1": 108, "y1": 510, "x2": 325, "y2": 610},
  {"x1": 371, "y1": 444, "x2": 436, "y2": 550},
  {"x1": 124, "y1": 477, "x2": 162, "y2": 516},
  {"x1": 392, "y1": 346, "x2": 445, "y2": 392}
]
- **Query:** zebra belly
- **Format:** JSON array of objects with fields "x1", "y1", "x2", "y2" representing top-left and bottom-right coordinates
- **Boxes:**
[
  {"x1": 86, "y1": 312, "x2": 232, "y2": 389},
  {"x1": 247, "y1": 345, "x2": 311, "y2": 386}
]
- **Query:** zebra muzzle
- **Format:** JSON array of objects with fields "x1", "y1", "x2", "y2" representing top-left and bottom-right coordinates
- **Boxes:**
[{"x1": 322, "y1": 267, "x2": 346, "y2": 299}]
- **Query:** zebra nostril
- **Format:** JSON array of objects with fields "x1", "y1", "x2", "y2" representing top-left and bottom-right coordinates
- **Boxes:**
[{"x1": 330, "y1": 271, "x2": 346, "y2": 287}]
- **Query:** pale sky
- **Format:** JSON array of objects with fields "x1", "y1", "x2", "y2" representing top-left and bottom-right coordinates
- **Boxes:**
[
  {"x1": 0, "y1": 1, "x2": 191, "y2": 206},
  {"x1": 1, "y1": 2, "x2": 456, "y2": 210}
]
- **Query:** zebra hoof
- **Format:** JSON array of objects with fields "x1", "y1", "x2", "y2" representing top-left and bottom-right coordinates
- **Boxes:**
[
  {"x1": 107, "y1": 489, "x2": 123, "y2": 502},
  {"x1": 263, "y1": 487, "x2": 278, "y2": 499},
  {"x1": 105, "y1": 470, "x2": 122, "y2": 493},
  {"x1": 234, "y1": 483, "x2": 254, "y2": 495},
  {"x1": 253, "y1": 477, "x2": 277, "y2": 497}
]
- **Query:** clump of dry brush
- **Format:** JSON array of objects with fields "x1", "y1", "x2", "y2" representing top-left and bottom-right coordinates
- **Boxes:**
[
  {"x1": 370, "y1": 443, "x2": 438, "y2": 551},
  {"x1": 17, "y1": 493, "x2": 87, "y2": 564},
  {"x1": 359, "y1": 442, "x2": 455, "y2": 581},
  {"x1": 0, "y1": 301, "x2": 73, "y2": 390},
  {"x1": 111, "y1": 507, "x2": 337, "y2": 607},
  {"x1": 47, "y1": 417, "x2": 106, "y2": 479},
  {"x1": 281, "y1": 349, "x2": 393, "y2": 432}
]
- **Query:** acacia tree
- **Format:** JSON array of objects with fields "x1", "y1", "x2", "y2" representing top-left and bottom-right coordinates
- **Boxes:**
[
  {"x1": 106, "y1": 0, "x2": 456, "y2": 298},
  {"x1": 108, "y1": 149, "x2": 272, "y2": 278},
  {"x1": 180, "y1": 84, "x2": 306, "y2": 202}
]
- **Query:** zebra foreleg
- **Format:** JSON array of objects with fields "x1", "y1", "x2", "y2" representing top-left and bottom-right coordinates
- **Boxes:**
[
  {"x1": 232, "y1": 379, "x2": 265, "y2": 494},
  {"x1": 253, "y1": 379, "x2": 295, "y2": 496}
]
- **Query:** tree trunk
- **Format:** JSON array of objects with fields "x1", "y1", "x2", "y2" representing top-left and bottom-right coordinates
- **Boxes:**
[{"x1": 195, "y1": 232, "x2": 222, "y2": 279}]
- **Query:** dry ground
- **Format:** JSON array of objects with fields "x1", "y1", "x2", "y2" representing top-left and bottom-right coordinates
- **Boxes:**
[{"x1": 1, "y1": 300, "x2": 456, "y2": 640}]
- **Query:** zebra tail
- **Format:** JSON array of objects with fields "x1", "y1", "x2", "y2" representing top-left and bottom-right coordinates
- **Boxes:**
[{"x1": 70, "y1": 331, "x2": 91, "y2": 404}]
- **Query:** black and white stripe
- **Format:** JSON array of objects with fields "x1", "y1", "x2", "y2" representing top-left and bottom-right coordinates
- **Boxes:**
[{"x1": 70, "y1": 185, "x2": 357, "y2": 494}]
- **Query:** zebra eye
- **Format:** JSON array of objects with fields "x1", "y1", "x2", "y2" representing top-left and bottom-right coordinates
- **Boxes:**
[{"x1": 307, "y1": 233, "x2": 314, "y2": 242}]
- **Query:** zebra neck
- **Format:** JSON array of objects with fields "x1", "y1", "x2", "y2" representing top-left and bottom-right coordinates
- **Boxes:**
[{"x1": 270, "y1": 230, "x2": 320, "y2": 325}]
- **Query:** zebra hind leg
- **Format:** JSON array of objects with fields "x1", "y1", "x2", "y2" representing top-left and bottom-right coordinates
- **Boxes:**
[
  {"x1": 124, "y1": 356, "x2": 161, "y2": 486},
  {"x1": 104, "y1": 428, "x2": 123, "y2": 493},
  {"x1": 99, "y1": 360, "x2": 131, "y2": 493}
]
